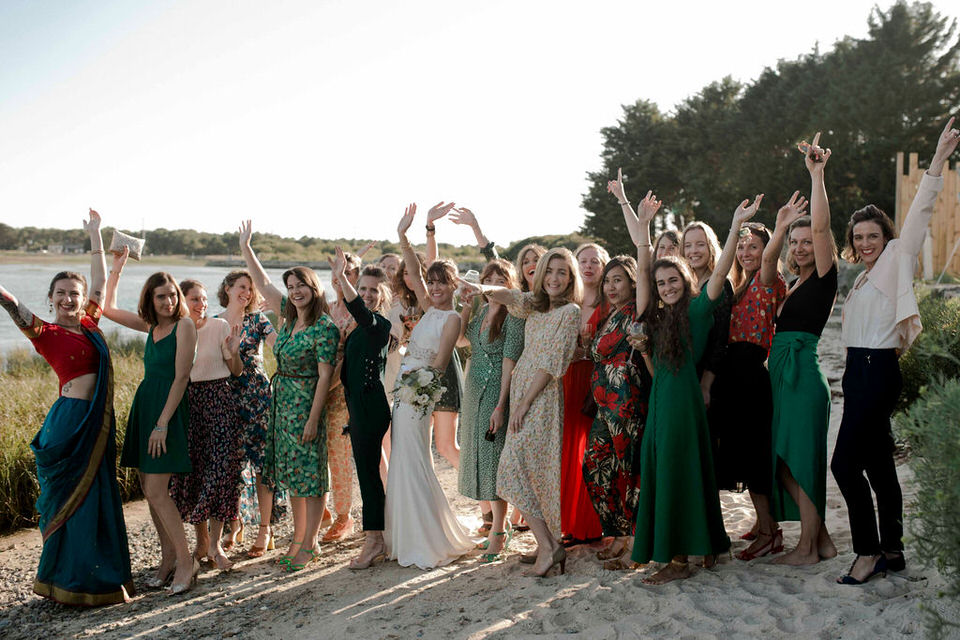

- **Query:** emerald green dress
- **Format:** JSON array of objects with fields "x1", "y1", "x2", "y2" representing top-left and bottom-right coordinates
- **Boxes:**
[
  {"x1": 265, "y1": 298, "x2": 339, "y2": 497},
  {"x1": 631, "y1": 292, "x2": 731, "y2": 563},
  {"x1": 120, "y1": 322, "x2": 192, "y2": 473}
]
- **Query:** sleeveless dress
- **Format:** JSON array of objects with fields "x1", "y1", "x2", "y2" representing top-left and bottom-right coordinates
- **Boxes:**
[
  {"x1": 120, "y1": 322, "x2": 192, "y2": 473},
  {"x1": 384, "y1": 307, "x2": 475, "y2": 569}
]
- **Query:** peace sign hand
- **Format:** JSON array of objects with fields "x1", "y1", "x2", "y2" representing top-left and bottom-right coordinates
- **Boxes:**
[{"x1": 798, "y1": 132, "x2": 831, "y2": 175}]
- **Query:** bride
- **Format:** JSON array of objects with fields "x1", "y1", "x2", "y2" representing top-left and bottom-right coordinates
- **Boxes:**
[{"x1": 385, "y1": 202, "x2": 475, "y2": 569}]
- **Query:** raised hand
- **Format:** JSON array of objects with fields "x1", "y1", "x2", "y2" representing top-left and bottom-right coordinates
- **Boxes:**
[
  {"x1": 112, "y1": 245, "x2": 130, "y2": 272},
  {"x1": 224, "y1": 323, "x2": 242, "y2": 354},
  {"x1": 449, "y1": 207, "x2": 477, "y2": 227},
  {"x1": 456, "y1": 277, "x2": 483, "y2": 299},
  {"x1": 733, "y1": 194, "x2": 764, "y2": 226},
  {"x1": 934, "y1": 116, "x2": 960, "y2": 164},
  {"x1": 356, "y1": 240, "x2": 376, "y2": 258},
  {"x1": 798, "y1": 132, "x2": 831, "y2": 175},
  {"x1": 239, "y1": 220, "x2": 253, "y2": 249},
  {"x1": 398, "y1": 203, "x2": 417, "y2": 236},
  {"x1": 426, "y1": 201, "x2": 456, "y2": 224},
  {"x1": 329, "y1": 246, "x2": 347, "y2": 280},
  {"x1": 637, "y1": 190, "x2": 662, "y2": 223},
  {"x1": 775, "y1": 191, "x2": 808, "y2": 228},
  {"x1": 607, "y1": 168, "x2": 627, "y2": 202},
  {"x1": 83, "y1": 208, "x2": 101, "y2": 233}
]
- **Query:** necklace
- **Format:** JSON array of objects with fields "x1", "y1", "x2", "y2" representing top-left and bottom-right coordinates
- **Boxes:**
[{"x1": 56, "y1": 321, "x2": 81, "y2": 329}]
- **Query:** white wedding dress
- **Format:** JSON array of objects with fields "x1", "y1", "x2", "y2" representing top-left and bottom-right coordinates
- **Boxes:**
[{"x1": 384, "y1": 307, "x2": 475, "y2": 569}]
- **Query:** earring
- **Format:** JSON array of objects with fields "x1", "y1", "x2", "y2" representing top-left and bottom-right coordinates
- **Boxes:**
[
  {"x1": 657, "y1": 299, "x2": 664, "y2": 309},
  {"x1": 49, "y1": 301, "x2": 54, "y2": 313}
]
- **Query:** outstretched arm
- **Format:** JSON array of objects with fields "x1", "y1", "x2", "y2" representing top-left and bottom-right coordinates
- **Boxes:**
[
  {"x1": 799, "y1": 133, "x2": 835, "y2": 277},
  {"x1": 102, "y1": 247, "x2": 150, "y2": 332},
  {"x1": 450, "y1": 207, "x2": 498, "y2": 261},
  {"x1": 85, "y1": 209, "x2": 107, "y2": 308},
  {"x1": 329, "y1": 246, "x2": 359, "y2": 304},
  {"x1": 709, "y1": 195, "x2": 763, "y2": 300},
  {"x1": 238, "y1": 220, "x2": 283, "y2": 315},
  {"x1": 761, "y1": 192, "x2": 807, "y2": 286},
  {"x1": 0, "y1": 284, "x2": 34, "y2": 330},
  {"x1": 425, "y1": 200, "x2": 453, "y2": 264},
  {"x1": 398, "y1": 203, "x2": 431, "y2": 311},
  {"x1": 607, "y1": 168, "x2": 660, "y2": 310},
  {"x1": 928, "y1": 116, "x2": 959, "y2": 178}
]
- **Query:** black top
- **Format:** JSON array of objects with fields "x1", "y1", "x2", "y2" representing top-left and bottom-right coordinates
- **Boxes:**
[
  {"x1": 775, "y1": 264, "x2": 838, "y2": 337},
  {"x1": 697, "y1": 278, "x2": 733, "y2": 376},
  {"x1": 340, "y1": 296, "x2": 392, "y2": 400}
]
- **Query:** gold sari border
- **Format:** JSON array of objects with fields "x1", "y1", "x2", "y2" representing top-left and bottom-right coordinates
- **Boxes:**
[
  {"x1": 33, "y1": 578, "x2": 133, "y2": 607},
  {"x1": 20, "y1": 315, "x2": 44, "y2": 340}
]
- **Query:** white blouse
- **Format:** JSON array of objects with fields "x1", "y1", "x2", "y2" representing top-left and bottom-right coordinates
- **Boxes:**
[
  {"x1": 842, "y1": 274, "x2": 898, "y2": 349},
  {"x1": 190, "y1": 317, "x2": 232, "y2": 382}
]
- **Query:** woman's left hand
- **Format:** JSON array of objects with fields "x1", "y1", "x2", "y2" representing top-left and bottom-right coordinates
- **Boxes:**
[
  {"x1": 426, "y1": 201, "x2": 456, "y2": 224},
  {"x1": 83, "y1": 208, "x2": 101, "y2": 233},
  {"x1": 300, "y1": 418, "x2": 319, "y2": 444},
  {"x1": 148, "y1": 427, "x2": 168, "y2": 458},
  {"x1": 224, "y1": 323, "x2": 242, "y2": 354}
]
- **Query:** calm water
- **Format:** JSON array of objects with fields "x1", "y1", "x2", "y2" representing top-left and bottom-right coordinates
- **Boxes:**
[{"x1": 0, "y1": 263, "x2": 334, "y2": 355}]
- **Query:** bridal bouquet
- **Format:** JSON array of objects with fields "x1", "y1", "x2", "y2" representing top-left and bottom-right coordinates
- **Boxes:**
[{"x1": 395, "y1": 367, "x2": 446, "y2": 418}]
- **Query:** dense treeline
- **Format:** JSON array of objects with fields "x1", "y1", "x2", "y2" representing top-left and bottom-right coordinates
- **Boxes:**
[{"x1": 582, "y1": 1, "x2": 960, "y2": 255}]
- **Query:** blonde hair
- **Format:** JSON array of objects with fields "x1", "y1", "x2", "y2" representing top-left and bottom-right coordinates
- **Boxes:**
[
  {"x1": 514, "y1": 243, "x2": 547, "y2": 292},
  {"x1": 681, "y1": 221, "x2": 722, "y2": 275},
  {"x1": 530, "y1": 248, "x2": 583, "y2": 312},
  {"x1": 574, "y1": 242, "x2": 610, "y2": 305}
]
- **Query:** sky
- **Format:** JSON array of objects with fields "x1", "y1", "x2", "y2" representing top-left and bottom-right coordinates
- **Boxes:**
[{"x1": 1, "y1": 0, "x2": 956, "y2": 248}]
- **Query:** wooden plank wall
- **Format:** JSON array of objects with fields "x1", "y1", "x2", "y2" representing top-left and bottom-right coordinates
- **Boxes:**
[{"x1": 895, "y1": 152, "x2": 960, "y2": 277}]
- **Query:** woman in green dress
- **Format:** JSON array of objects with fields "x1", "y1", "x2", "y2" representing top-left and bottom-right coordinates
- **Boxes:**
[
  {"x1": 611, "y1": 169, "x2": 762, "y2": 584},
  {"x1": 104, "y1": 245, "x2": 199, "y2": 594},
  {"x1": 239, "y1": 221, "x2": 339, "y2": 572},
  {"x1": 456, "y1": 259, "x2": 525, "y2": 562}
]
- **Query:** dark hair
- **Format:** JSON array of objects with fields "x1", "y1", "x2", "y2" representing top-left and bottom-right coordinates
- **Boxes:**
[
  {"x1": 138, "y1": 272, "x2": 188, "y2": 326},
  {"x1": 343, "y1": 252, "x2": 362, "y2": 276},
  {"x1": 597, "y1": 255, "x2": 638, "y2": 324},
  {"x1": 378, "y1": 253, "x2": 400, "y2": 265},
  {"x1": 217, "y1": 270, "x2": 263, "y2": 313},
  {"x1": 479, "y1": 259, "x2": 520, "y2": 342},
  {"x1": 394, "y1": 251, "x2": 427, "y2": 309},
  {"x1": 842, "y1": 204, "x2": 896, "y2": 263},
  {"x1": 731, "y1": 222, "x2": 772, "y2": 299},
  {"x1": 647, "y1": 256, "x2": 698, "y2": 372},
  {"x1": 425, "y1": 259, "x2": 458, "y2": 286},
  {"x1": 179, "y1": 279, "x2": 205, "y2": 297},
  {"x1": 514, "y1": 244, "x2": 547, "y2": 292},
  {"x1": 653, "y1": 230, "x2": 681, "y2": 257},
  {"x1": 358, "y1": 265, "x2": 392, "y2": 314},
  {"x1": 281, "y1": 267, "x2": 329, "y2": 329},
  {"x1": 48, "y1": 271, "x2": 87, "y2": 299}
]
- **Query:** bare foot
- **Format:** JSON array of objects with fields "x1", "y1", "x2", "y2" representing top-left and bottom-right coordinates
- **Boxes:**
[
  {"x1": 643, "y1": 561, "x2": 693, "y2": 585},
  {"x1": 700, "y1": 554, "x2": 720, "y2": 569},
  {"x1": 771, "y1": 547, "x2": 820, "y2": 565},
  {"x1": 210, "y1": 551, "x2": 233, "y2": 571}
]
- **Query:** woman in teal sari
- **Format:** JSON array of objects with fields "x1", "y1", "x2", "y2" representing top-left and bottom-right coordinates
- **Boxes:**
[{"x1": 0, "y1": 210, "x2": 133, "y2": 605}]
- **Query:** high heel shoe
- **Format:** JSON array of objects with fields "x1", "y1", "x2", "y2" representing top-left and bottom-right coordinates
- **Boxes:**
[
  {"x1": 144, "y1": 567, "x2": 175, "y2": 589},
  {"x1": 287, "y1": 547, "x2": 321, "y2": 572},
  {"x1": 884, "y1": 551, "x2": 906, "y2": 572},
  {"x1": 322, "y1": 515, "x2": 355, "y2": 542},
  {"x1": 838, "y1": 555, "x2": 887, "y2": 585},
  {"x1": 533, "y1": 547, "x2": 566, "y2": 577},
  {"x1": 169, "y1": 559, "x2": 200, "y2": 595},
  {"x1": 736, "y1": 529, "x2": 784, "y2": 561},
  {"x1": 477, "y1": 523, "x2": 512, "y2": 550},
  {"x1": 349, "y1": 543, "x2": 387, "y2": 570},
  {"x1": 247, "y1": 525, "x2": 275, "y2": 558},
  {"x1": 276, "y1": 540, "x2": 302, "y2": 567},
  {"x1": 478, "y1": 526, "x2": 513, "y2": 563},
  {"x1": 477, "y1": 510, "x2": 493, "y2": 536}
]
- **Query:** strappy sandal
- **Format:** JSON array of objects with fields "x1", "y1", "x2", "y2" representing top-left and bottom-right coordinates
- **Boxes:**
[
  {"x1": 287, "y1": 547, "x2": 321, "y2": 572},
  {"x1": 276, "y1": 540, "x2": 302, "y2": 567},
  {"x1": 247, "y1": 525, "x2": 275, "y2": 558}
]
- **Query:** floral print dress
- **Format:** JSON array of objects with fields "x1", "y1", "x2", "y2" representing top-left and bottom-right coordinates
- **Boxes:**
[
  {"x1": 265, "y1": 299, "x2": 339, "y2": 497},
  {"x1": 583, "y1": 301, "x2": 650, "y2": 537}
]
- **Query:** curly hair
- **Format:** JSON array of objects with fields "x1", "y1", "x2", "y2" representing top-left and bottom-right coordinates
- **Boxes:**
[
  {"x1": 646, "y1": 256, "x2": 698, "y2": 373},
  {"x1": 217, "y1": 270, "x2": 263, "y2": 313}
]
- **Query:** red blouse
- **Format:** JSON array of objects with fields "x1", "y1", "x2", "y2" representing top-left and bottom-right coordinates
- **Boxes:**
[
  {"x1": 728, "y1": 273, "x2": 786, "y2": 352},
  {"x1": 22, "y1": 300, "x2": 103, "y2": 392}
]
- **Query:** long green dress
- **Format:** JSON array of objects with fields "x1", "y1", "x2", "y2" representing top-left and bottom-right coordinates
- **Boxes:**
[
  {"x1": 631, "y1": 292, "x2": 731, "y2": 563},
  {"x1": 265, "y1": 298, "x2": 339, "y2": 497},
  {"x1": 457, "y1": 302, "x2": 525, "y2": 501},
  {"x1": 120, "y1": 321, "x2": 192, "y2": 473}
]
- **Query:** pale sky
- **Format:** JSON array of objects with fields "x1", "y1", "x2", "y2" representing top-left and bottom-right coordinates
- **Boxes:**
[{"x1": 1, "y1": 0, "x2": 954, "y2": 248}]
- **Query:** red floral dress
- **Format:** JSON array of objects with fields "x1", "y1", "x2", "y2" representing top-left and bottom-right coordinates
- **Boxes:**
[{"x1": 583, "y1": 301, "x2": 650, "y2": 537}]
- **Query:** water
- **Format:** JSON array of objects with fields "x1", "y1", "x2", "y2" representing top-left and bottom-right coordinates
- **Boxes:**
[{"x1": 0, "y1": 263, "x2": 334, "y2": 355}]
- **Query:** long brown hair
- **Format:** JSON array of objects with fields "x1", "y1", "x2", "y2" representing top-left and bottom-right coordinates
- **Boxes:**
[
  {"x1": 393, "y1": 251, "x2": 427, "y2": 309},
  {"x1": 731, "y1": 222, "x2": 771, "y2": 300},
  {"x1": 646, "y1": 256, "x2": 698, "y2": 372},
  {"x1": 280, "y1": 267, "x2": 329, "y2": 329},
  {"x1": 514, "y1": 244, "x2": 547, "y2": 293},
  {"x1": 479, "y1": 259, "x2": 520, "y2": 342},
  {"x1": 138, "y1": 272, "x2": 188, "y2": 326},
  {"x1": 530, "y1": 248, "x2": 583, "y2": 313}
]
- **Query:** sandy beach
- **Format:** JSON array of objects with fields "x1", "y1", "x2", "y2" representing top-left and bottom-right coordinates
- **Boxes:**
[{"x1": 0, "y1": 310, "x2": 954, "y2": 640}]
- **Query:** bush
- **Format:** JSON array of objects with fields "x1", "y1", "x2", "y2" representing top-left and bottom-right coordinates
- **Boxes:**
[
  {"x1": 895, "y1": 377, "x2": 960, "y2": 638},
  {"x1": 896, "y1": 288, "x2": 960, "y2": 413}
]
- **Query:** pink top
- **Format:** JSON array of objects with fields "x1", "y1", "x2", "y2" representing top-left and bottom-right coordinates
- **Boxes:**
[{"x1": 728, "y1": 273, "x2": 787, "y2": 352}]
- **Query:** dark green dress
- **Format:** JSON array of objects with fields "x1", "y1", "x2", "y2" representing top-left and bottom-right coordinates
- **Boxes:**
[
  {"x1": 631, "y1": 292, "x2": 731, "y2": 563},
  {"x1": 120, "y1": 322, "x2": 192, "y2": 473}
]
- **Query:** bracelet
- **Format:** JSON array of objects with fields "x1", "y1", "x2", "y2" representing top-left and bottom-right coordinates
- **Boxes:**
[
  {"x1": 109, "y1": 269, "x2": 123, "y2": 275},
  {"x1": 618, "y1": 200, "x2": 630, "y2": 206},
  {"x1": 90, "y1": 249, "x2": 104, "y2": 255},
  {"x1": 425, "y1": 225, "x2": 436, "y2": 233},
  {"x1": 152, "y1": 425, "x2": 168, "y2": 433},
  {"x1": 635, "y1": 242, "x2": 651, "y2": 247}
]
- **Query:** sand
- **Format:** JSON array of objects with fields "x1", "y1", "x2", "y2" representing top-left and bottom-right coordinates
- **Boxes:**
[{"x1": 0, "y1": 310, "x2": 955, "y2": 640}]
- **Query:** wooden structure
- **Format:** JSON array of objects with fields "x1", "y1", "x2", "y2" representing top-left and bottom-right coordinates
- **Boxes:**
[{"x1": 895, "y1": 152, "x2": 960, "y2": 278}]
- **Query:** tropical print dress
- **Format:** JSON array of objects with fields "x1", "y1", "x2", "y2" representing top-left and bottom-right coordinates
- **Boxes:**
[
  {"x1": 265, "y1": 299, "x2": 339, "y2": 497},
  {"x1": 584, "y1": 301, "x2": 650, "y2": 537}
]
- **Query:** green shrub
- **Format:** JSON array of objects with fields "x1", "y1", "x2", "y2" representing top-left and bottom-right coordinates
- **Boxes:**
[
  {"x1": 897, "y1": 288, "x2": 960, "y2": 413},
  {"x1": 895, "y1": 378, "x2": 960, "y2": 638}
]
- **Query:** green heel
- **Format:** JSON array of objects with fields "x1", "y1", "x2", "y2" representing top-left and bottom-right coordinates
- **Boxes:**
[
  {"x1": 276, "y1": 540, "x2": 302, "y2": 567},
  {"x1": 478, "y1": 526, "x2": 513, "y2": 564},
  {"x1": 287, "y1": 546, "x2": 321, "y2": 572}
]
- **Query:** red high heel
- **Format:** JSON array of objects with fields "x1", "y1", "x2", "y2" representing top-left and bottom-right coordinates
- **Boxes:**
[{"x1": 736, "y1": 529, "x2": 784, "y2": 561}]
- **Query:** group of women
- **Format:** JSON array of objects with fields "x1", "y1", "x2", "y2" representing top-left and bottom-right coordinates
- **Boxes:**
[{"x1": 3, "y1": 117, "x2": 957, "y2": 604}]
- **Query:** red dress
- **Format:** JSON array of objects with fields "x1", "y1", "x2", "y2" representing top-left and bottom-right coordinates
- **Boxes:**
[{"x1": 559, "y1": 315, "x2": 604, "y2": 541}]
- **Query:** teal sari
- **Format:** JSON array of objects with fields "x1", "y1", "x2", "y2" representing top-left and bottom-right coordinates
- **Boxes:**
[{"x1": 30, "y1": 326, "x2": 134, "y2": 606}]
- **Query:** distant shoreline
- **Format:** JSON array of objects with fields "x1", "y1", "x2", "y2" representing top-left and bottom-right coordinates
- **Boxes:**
[{"x1": 0, "y1": 251, "x2": 332, "y2": 269}]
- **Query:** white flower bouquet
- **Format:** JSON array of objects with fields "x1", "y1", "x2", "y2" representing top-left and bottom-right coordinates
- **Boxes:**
[{"x1": 395, "y1": 367, "x2": 446, "y2": 418}]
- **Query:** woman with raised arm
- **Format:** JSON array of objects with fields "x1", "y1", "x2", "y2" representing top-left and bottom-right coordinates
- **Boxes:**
[
  {"x1": 768, "y1": 133, "x2": 839, "y2": 567},
  {"x1": 386, "y1": 203, "x2": 474, "y2": 569},
  {"x1": 558, "y1": 243, "x2": 609, "y2": 546},
  {"x1": 456, "y1": 259, "x2": 525, "y2": 562},
  {"x1": 329, "y1": 252, "x2": 394, "y2": 568},
  {"x1": 323, "y1": 252, "x2": 364, "y2": 543},
  {"x1": 461, "y1": 248, "x2": 583, "y2": 577},
  {"x1": 104, "y1": 246, "x2": 197, "y2": 594},
  {"x1": 450, "y1": 207, "x2": 501, "y2": 261},
  {"x1": 617, "y1": 169, "x2": 757, "y2": 584},
  {"x1": 0, "y1": 210, "x2": 133, "y2": 605},
  {"x1": 215, "y1": 270, "x2": 284, "y2": 558},
  {"x1": 712, "y1": 194, "x2": 808, "y2": 561},
  {"x1": 168, "y1": 280, "x2": 243, "y2": 571},
  {"x1": 831, "y1": 118, "x2": 960, "y2": 584},
  {"x1": 238, "y1": 221, "x2": 339, "y2": 572}
]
